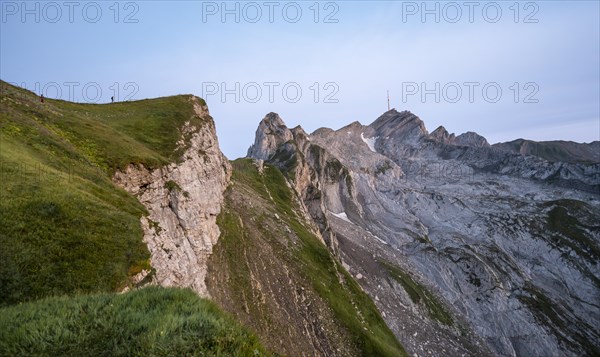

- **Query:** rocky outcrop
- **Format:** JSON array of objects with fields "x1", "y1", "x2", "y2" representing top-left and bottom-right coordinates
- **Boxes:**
[
  {"x1": 430, "y1": 126, "x2": 455, "y2": 144},
  {"x1": 454, "y1": 131, "x2": 490, "y2": 147},
  {"x1": 430, "y1": 126, "x2": 489, "y2": 148},
  {"x1": 245, "y1": 115, "x2": 345, "y2": 245},
  {"x1": 247, "y1": 112, "x2": 293, "y2": 160},
  {"x1": 113, "y1": 97, "x2": 231, "y2": 297}
]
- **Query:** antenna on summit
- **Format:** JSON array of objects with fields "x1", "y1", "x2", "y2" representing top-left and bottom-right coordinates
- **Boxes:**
[{"x1": 387, "y1": 90, "x2": 390, "y2": 111}]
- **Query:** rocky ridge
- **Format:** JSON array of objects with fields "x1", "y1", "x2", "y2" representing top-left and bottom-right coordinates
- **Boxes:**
[
  {"x1": 493, "y1": 138, "x2": 600, "y2": 164},
  {"x1": 247, "y1": 109, "x2": 600, "y2": 356}
]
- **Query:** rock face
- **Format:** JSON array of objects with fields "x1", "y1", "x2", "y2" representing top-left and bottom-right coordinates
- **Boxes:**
[
  {"x1": 454, "y1": 131, "x2": 490, "y2": 147},
  {"x1": 247, "y1": 112, "x2": 293, "y2": 160},
  {"x1": 429, "y1": 127, "x2": 489, "y2": 148},
  {"x1": 430, "y1": 126, "x2": 455, "y2": 144},
  {"x1": 248, "y1": 109, "x2": 600, "y2": 356},
  {"x1": 113, "y1": 97, "x2": 231, "y2": 297}
]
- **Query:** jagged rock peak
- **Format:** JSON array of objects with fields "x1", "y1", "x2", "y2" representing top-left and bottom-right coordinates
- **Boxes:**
[
  {"x1": 430, "y1": 126, "x2": 456, "y2": 144},
  {"x1": 455, "y1": 131, "x2": 490, "y2": 147},
  {"x1": 370, "y1": 109, "x2": 426, "y2": 130},
  {"x1": 431, "y1": 125, "x2": 448, "y2": 135},
  {"x1": 263, "y1": 112, "x2": 287, "y2": 127},
  {"x1": 291, "y1": 125, "x2": 309, "y2": 138},
  {"x1": 247, "y1": 112, "x2": 293, "y2": 160}
]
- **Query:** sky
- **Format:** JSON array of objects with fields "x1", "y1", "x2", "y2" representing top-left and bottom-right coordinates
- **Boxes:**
[{"x1": 1, "y1": 0, "x2": 599, "y2": 159}]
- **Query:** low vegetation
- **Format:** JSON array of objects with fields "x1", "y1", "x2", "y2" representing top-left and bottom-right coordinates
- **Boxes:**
[
  {"x1": 0, "y1": 286, "x2": 268, "y2": 356},
  {"x1": 380, "y1": 260, "x2": 454, "y2": 326}
]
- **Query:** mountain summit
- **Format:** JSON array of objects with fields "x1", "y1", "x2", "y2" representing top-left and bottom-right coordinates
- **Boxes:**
[{"x1": 247, "y1": 112, "x2": 293, "y2": 160}]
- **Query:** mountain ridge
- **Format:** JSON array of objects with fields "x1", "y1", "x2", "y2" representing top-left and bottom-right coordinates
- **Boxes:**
[
  {"x1": 2, "y1": 81, "x2": 598, "y2": 356},
  {"x1": 247, "y1": 110, "x2": 600, "y2": 356}
]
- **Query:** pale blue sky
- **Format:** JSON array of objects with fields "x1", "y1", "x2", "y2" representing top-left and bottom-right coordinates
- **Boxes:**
[{"x1": 1, "y1": 1, "x2": 599, "y2": 158}]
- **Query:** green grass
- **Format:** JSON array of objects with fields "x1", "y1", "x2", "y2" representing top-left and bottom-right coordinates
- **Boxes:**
[
  {"x1": 225, "y1": 159, "x2": 406, "y2": 356},
  {"x1": 0, "y1": 81, "x2": 207, "y2": 305},
  {"x1": 1, "y1": 81, "x2": 206, "y2": 172},
  {"x1": 380, "y1": 260, "x2": 453, "y2": 326},
  {"x1": 293, "y1": 224, "x2": 404, "y2": 356},
  {"x1": 215, "y1": 207, "x2": 256, "y2": 315},
  {"x1": 164, "y1": 180, "x2": 182, "y2": 192},
  {"x1": 0, "y1": 286, "x2": 268, "y2": 356}
]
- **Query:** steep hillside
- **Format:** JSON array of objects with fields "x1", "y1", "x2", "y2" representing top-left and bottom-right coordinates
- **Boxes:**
[
  {"x1": 207, "y1": 159, "x2": 405, "y2": 356},
  {"x1": 1, "y1": 81, "x2": 229, "y2": 304},
  {"x1": 248, "y1": 110, "x2": 600, "y2": 356},
  {"x1": 0, "y1": 286, "x2": 268, "y2": 356}
]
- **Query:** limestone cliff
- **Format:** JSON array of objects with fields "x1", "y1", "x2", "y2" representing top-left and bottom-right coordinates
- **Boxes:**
[{"x1": 113, "y1": 97, "x2": 231, "y2": 297}]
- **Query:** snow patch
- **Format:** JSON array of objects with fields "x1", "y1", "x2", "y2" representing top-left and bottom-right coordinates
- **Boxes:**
[
  {"x1": 371, "y1": 234, "x2": 389, "y2": 245},
  {"x1": 365, "y1": 228, "x2": 388, "y2": 245},
  {"x1": 330, "y1": 211, "x2": 351, "y2": 223},
  {"x1": 361, "y1": 132, "x2": 378, "y2": 152}
]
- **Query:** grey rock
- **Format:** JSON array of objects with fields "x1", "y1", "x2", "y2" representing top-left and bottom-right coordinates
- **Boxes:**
[
  {"x1": 454, "y1": 131, "x2": 490, "y2": 147},
  {"x1": 430, "y1": 126, "x2": 456, "y2": 145},
  {"x1": 247, "y1": 112, "x2": 293, "y2": 160},
  {"x1": 493, "y1": 139, "x2": 600, "y2": 164},
  {"x1": 248, "y1": 109, "x2": 600, "y2": 356}
]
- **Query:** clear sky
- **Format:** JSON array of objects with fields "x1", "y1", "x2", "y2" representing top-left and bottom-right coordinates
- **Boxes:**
[{"x1": 1, "y1": 0, "x2": 599, "y2": 159}]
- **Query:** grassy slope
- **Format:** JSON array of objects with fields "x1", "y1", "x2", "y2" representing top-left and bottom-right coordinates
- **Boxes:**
[
  {"x1": 215, "y1": 159, "x2": 406, "y2": 356},
  {"x1": 379, "y1": 260, "x2": 453, "y2": 326},
  {"x1": 0, "y1": 286, "x2": 268, "y2": 356},
  {"x1": 0, "y1": 81, "x2": 204, "y2": 305}
]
